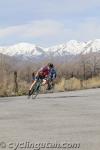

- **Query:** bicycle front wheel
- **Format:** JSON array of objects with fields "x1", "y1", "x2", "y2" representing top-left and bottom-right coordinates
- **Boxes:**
[{"x1": 32, "y1": 80, "x2": 41, "y2": 99}]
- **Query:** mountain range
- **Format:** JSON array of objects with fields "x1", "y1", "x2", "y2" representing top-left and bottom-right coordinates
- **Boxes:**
[{"x1": 0, "y1": 39, "x2": 100, "y2": 60}]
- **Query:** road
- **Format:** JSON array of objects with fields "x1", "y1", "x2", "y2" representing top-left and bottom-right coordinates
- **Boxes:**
[{"x1": 0, "y1": 88, "x2": 100, "y2": 150}]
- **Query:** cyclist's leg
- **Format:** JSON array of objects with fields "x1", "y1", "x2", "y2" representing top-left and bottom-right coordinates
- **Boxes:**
[
  {"x1": 42, "y1": 79, "x2": 47, "y2": 85},
  {"x1": 47, "y1": 77, "x2": 56, "y2": 90},
  {"x1": 51, "y1": 79, "x2": 55, "y2": 89},
  {"x1": 45, "y1": 78, "x2": 52, "y2": 90},
  {"x1": 29, "y1": 80, "x2": 36, "y2": 91}
]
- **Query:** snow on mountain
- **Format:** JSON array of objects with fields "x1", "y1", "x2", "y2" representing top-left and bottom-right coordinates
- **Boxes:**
[
  {"x1": 0, "y1": 43, "x2": 45, "y2": 57},
  {"x1": 0, "y1": 39, "x2": 100, "y2": 59},
  {"x1": 45, "y1": 40, "x2": 86, "y2": 56},
  {"x1": 81, "y1": 39, "x2": 100, "y2": 54}
]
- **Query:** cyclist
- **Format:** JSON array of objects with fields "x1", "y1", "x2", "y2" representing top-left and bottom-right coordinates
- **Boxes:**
[
  {"x1": 28, "y1": 63, "x2": 56, "y2": 96},
  {"x1": 32, "y1": 71, "x2": 35, "y2": 83}
]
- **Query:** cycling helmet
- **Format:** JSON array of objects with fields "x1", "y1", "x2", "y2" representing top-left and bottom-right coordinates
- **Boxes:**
[{"x1": 48, "y1": 63, "x2": 54, "y2": 68}]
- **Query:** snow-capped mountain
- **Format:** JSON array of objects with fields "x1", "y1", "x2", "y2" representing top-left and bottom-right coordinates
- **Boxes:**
[
  {"x1": 80, "y1": 39, "x2": 100, "y2": 54},
  {"x1": 0, "y1": 39, "x2": 100, "y2": 59},
  {"x1": 0, "y1": 43, "x2": 45, "y2": 58},
  {"x1": 45, "y1": 40, "x2": 86, "y2": 56}
]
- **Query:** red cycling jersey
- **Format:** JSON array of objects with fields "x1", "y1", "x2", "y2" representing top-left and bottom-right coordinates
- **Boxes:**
[{"x1": 38, "y1": 66, "x2": 50, "y2": 78}]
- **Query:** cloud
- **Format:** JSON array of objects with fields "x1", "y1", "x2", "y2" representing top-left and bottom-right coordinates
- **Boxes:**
[
  {"x1": 25, "y1": 0, "x2": 100, "y2": 14},
  {"x1": 0, "y1": 20, "x2": 64, "y2": 38},
  {"x1": 0, "y1": 0, "x2": 100, "y2": 27},
  {"x1": 74, "y1": 18, "x2": 100, "y2": 41},
  {"x1": 52, "y1": 17, "x2": 100, "y2": 42},
  {"x1": 0, "y1": 18, "x2": 100, "y2": 46}
]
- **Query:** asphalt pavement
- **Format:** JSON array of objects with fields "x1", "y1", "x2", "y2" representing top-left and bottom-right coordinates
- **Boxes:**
[{"x1": 0, "y1": 88, "x2": 100, "y2": 150}]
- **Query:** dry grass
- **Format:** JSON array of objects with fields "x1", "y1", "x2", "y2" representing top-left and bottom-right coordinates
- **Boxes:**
[
  {"x1": 54, "y1": 76, "x2": 100, "y2": 92},
  {"x1": 1, "y1": 76, "x2": 100, "y2": 97},
  {"x1": 83, "y1": 77, "x2": 100, "y2": 89},
  {"x1": 54, "y1": 78, "x2": 66, "y2": 92},
  {"x1": 0, "y1": 80, "x2": 29, "y2": 97}
]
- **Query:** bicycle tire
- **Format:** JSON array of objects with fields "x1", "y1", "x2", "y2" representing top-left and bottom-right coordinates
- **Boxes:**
[{"x1": 32, "y1": 79, "x2": 42, "y2": 99}]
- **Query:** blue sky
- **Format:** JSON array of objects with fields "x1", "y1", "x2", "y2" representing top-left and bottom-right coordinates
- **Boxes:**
[{"x1": 0, "y1": 0, "x2": 100, "y2": 47}]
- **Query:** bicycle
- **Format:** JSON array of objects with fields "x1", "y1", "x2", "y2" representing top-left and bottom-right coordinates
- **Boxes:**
[
  {"x1": 28, "y1": 78, "x2": 43, "y2": 99},
  {"x1": 28, "y1": 77, "x2": 55, "y2": 99}
]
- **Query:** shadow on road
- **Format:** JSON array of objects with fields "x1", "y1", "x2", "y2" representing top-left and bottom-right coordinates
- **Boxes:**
[{"x1": 37, "y1": 95, "x2": 87, "y2": 99}]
